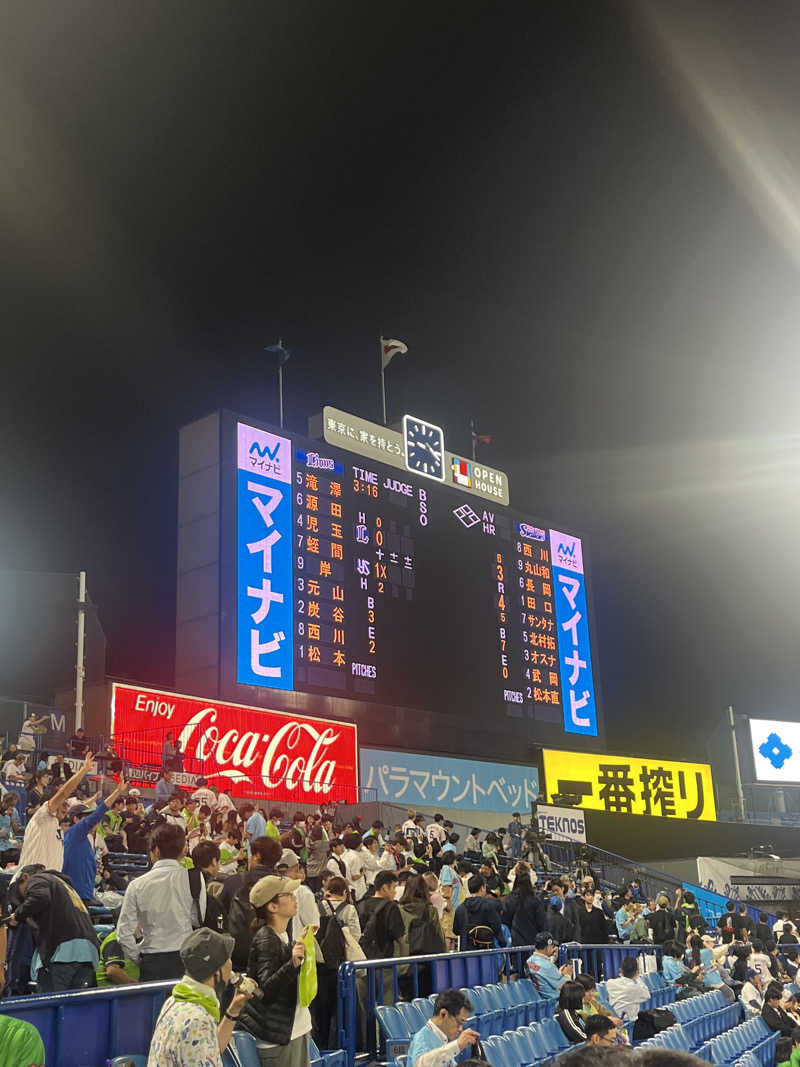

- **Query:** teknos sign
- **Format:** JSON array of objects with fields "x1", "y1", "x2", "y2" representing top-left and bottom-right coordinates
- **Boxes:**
[{"x1": 110, "y1": 683, "x2": 358, "y2": 801}]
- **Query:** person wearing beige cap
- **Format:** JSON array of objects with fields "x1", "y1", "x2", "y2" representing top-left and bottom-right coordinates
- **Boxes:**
[
  {"x1": 236, "y1": 875, "x2": 312, "y2": 1067},
  {"x1": 146, "y1": 927, "x2": 254, "y2": 1067}
]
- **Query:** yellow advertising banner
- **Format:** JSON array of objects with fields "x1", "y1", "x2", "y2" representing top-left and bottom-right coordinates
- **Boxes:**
[{"x1": 542, "y1": 748, "x2": 716, "y2": 821}]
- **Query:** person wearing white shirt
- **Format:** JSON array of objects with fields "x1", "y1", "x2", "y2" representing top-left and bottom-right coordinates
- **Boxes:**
[
  {"x1": 161, "y1": 793, "x2": 188, "y2": 831},
  {"x1": 342, "y1": 832, "x2": 367, "y2": 901},
  {"x1": 190, "y1": 779, "x2": 217, "y2": 811},
  {"x1": 11, "y1": 751, "x2": 95, "y2": 882},
  {"x1": 279, "y1": 849, "x2": 320, "y2": 931},
  {"x1": 2, "y1": 755, "x2": 28, "y2": 784},
  {"x1": 326, "y1": 839, "x2": 347, "y2": 879},
  {"x1": 605, "y1": 958, "x2": 651, "y2": 1022},
  {"x1": 402, "y1": 811, "x2": 417, "y2": 839},
  {"x1": 215, "y1": 788, "x2": 236, "y2": 817},
  {"x1": 117, "y1": 822, "x2": 206, "y2": 981},
  {"x1": 427, "y1": 815, "x2": 448, "y2": 847},
  {"x1": 362, "y1": 837, "x2": 383, "y2": 886},
  {"x1": 774, "y1": 913, "x2": 798, "y2": 937},
  {"x1": 17, "y1": 713, "x2": 49, "y2": 752},
  {"x1": 741, "y1": 971, "x2": 765, "y2": 1013}
]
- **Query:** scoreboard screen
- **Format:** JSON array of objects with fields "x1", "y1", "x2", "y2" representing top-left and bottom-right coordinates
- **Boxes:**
[{"x1": 229, "y1": 410, "x2": 600, "y2": 737}]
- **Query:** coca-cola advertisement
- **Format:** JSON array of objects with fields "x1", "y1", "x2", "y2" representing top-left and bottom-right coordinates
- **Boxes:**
[{"x1": 110, "y1": 683, "x2": 359, "y2": 801}]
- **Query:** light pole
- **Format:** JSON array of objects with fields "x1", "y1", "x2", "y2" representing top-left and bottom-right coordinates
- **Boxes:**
[{"x1": 265, "y1": 340, "x2": 292, "y2": 428}]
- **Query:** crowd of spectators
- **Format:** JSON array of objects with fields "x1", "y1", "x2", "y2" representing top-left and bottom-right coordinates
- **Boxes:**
[{"x1": 3, "y1": 733, "x2": 800, "y2": 1067}]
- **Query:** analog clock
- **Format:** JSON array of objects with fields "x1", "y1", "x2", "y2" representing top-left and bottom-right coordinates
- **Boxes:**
[{"x1": 403, "y1": 414, "x2": 446, "y2": 482}]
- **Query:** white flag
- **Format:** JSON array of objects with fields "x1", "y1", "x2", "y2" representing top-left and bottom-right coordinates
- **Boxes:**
[{"x1": 381, "y1": 337, "x2": 408, "y2": 369}]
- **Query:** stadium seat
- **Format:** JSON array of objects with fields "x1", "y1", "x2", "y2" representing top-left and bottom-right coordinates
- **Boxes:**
[
  {"x1": 411, "y1": 997, "x2": 433, "y2": 1021},
  {"x1": 396, "y1": 1001, "x2": 428, "y2": 1032},
  {"x1": 504, "y1": 1027, "x2": 540, "y2": 1067},
  {"x1": 538, "y1": 1016, "x2": 571, "y2": 1057},
  {"x1": 462, "y1": 986, "x2": 503, "y2": 1037},
  {"x1": 308, "y1": 1038, "x2": 346, "y2": 1067},
  {"x1": 375, "y1": 1004, "x2": 411, "y2": 1060},
  {"x1": 227, "y1": 1031, "x2": 262, "y2": 1067},
  {"x1": 483, "y1": 1034, "x2": 515, "y2": 1067}
]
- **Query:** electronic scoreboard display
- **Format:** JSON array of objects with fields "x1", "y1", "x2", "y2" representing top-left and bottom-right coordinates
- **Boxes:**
[{"x1": 227, "y1": 408, "x2": 600, "y2": 738}]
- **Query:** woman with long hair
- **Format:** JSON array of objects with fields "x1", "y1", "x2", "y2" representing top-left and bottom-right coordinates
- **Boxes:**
[
  {"x1": 556, "y1": 981, "x2": 588, "y2": 1042},
  {"x1": 396, "y1": 873, "x2": 445, "y2": 999},
  {"x1": 502, "y1": 867, "x2": 546, "y2": 947}
]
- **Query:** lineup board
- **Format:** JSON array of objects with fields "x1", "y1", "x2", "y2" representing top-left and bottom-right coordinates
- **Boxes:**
[{"x1": 233, "y1": 416, "x2": 600, "y2": 736}]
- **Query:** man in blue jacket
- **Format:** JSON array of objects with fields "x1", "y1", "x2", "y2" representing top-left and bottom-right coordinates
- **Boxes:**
[{"x1": 63, "y1": 776, "x2": 127, "y2": 904}]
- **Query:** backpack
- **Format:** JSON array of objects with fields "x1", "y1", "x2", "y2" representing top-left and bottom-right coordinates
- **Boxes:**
[
  {"x1": 318, "y1": 900, "x2": 348, "y2": 969},
  {"x1": 466, "y1": 924, "x2": 496, "y2": 950},
  {"x1": 360, "y1": 900, "x2": 388, "y2": 959},
  {"x1": 187, "y1": 867, "x2": 203, "y2": 929},
  {"x1": 408, "y1": 909, "x2": 446, "y2": 956},
  {"x1": 633, "y1": 1008, "x2": 676, "y2": 1042},
  {"x1": 227, "y1": 888, "x2": 256, "y2": 966}
]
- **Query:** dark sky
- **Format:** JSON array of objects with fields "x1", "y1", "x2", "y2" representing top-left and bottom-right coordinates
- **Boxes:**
[{"x1": 3, "y1": 1, "x2": 800, "y2": 761}]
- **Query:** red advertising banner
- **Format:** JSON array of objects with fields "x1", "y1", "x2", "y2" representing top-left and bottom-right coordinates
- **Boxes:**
[{"x1": 110, "y1": 683, "x2": 358, "y2": 802}]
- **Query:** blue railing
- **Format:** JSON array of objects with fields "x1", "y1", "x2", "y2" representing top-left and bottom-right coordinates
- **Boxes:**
[
  {"x1": 0, "y1": 979, "x2": 175, "y2": 1067},
  {"x1": 558, "y1": 941, "x2": 662, "y2": 979},
  {"x1": 337, "y1": 945, "x2": 536, "y2": 1067}
]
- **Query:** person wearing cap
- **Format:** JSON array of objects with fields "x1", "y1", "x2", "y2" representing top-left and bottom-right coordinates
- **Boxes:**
[
  {"x1": 526, "y1": 931, "x2": 573, "y2": 998},
  {"x1": 63, "y1": 775, "x2": 127, "y2": 904},
  {"x1": 147, "y1": 928, "x2": 254, "y2": 1067},
  {"x1": 279, "y1": 849, "x2": 320, "y2": 931},
  {"x1": 237, "y1": 874, "x2": 312, "y2": 1067}
]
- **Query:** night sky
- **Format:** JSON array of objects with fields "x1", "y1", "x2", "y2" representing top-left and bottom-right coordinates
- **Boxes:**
[{"x1": 3, "y1": 1, "x2": 800, "y2": 761}]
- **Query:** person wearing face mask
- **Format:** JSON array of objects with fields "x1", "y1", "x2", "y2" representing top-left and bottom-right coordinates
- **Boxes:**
[{"x1": 147, "y1": 928, "x2": 255, "y2": 1067}]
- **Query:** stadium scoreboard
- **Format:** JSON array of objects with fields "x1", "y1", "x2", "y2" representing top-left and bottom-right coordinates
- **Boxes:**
[{"x1": 227, "y1": 407, "x2": 600, "y2": 738}]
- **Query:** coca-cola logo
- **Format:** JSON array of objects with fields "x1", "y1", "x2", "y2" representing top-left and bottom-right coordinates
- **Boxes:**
[
  {"x1": 111, "y1": 683, "x2": 359, "y2": 800},
  {"x1": 178, "y1": 707, "x2": 340, "y2": 793}
]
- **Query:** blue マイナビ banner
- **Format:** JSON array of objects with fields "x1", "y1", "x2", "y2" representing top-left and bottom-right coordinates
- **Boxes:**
[
  {"x1": 360, "y1": 747, "x2": 539, "y2": 814},
  {"x1": 549, "y1": 530, "x2": 597, "y2": 737},
  {"x1": 236, "y1": 423, "x2": 294, "y2": 690}
]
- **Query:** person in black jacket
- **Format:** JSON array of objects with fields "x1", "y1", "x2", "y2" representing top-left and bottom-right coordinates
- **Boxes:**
[
  {"x1": 754, "y1": 912, "x2": 773, "y2": 946},
  {"x1": 8, "y1": 865, "x2": 100, "y2": 992},
  {"x1": 648, "y1": 895, "x2": 678, "y2": 946},
  {"x1": 238, "y1": 874, "x2": 311, "y2": 1067},
  {"x1": 453, "y1": 875, "x2": 503, "y2": 950},
  {"x1": 576, "y1": 888, "x2": 609, "y2": 945},
  {"x1": 502, "y1": 869, "x2": 546, "y2": 947},
  {"x1": 762, "y1": 982, "x2": 796, "y2": 1037}
]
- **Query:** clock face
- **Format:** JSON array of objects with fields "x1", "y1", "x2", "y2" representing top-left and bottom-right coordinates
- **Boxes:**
[{"x1": 403, "y1": 414, "x2": 446, "y2": 482}]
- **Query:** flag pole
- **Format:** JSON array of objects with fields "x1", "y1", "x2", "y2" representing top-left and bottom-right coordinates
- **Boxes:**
[{"x1": 379, "y1": 335, "x2": 387, "y2": 425}]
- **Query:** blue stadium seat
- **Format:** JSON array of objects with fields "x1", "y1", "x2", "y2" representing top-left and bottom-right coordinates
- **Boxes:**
[
  {"x1": 375, "y1": 1004, "x2": 411, "y2": 1060},
  {"x1": 483, "y1": 1034, "x2": 515, "y2": 1067},
  {"x1": 538, "y1": 1016, "x2": 570, "y2": 1056},
  {"x1": 412, "y1": 997, "x2": 433, "y2": 1021},
  {"x1": 481, "y1": 984, "x2": 519, "y2": 1030},
  {"x1": 462, "y1": 986, "x2": 503, "y2": 1037},
  {"x1": 505, "y1": 1027, "x2": 541, "y2": 1067},
  {"x1": 228, "y1": 1031, "x2": 262, "y2": 1067},
  {"x1": 521, "y1": 1022, "x2": 549, "y2": 1062},
  {"x1": 396, "y1": 1001, "x2": 428, "y2": 1032},
  {"x1": 308, "y1": 1038, "x2": 346, "y2": 1067}
]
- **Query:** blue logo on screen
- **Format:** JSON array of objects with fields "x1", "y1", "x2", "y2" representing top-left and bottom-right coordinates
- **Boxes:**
[
  {"x1": 250, "y1": 440, "x2": 281, "y2": 461},
  {"x1": 518, "y1": 523, "x2": 546, "y2": 541},
  {"x1": 558, "y1": 542, "x2": 577, "y2": 558},
  {"x1": 760, "y1": 732, "x2": 793, "y2": 770}
]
